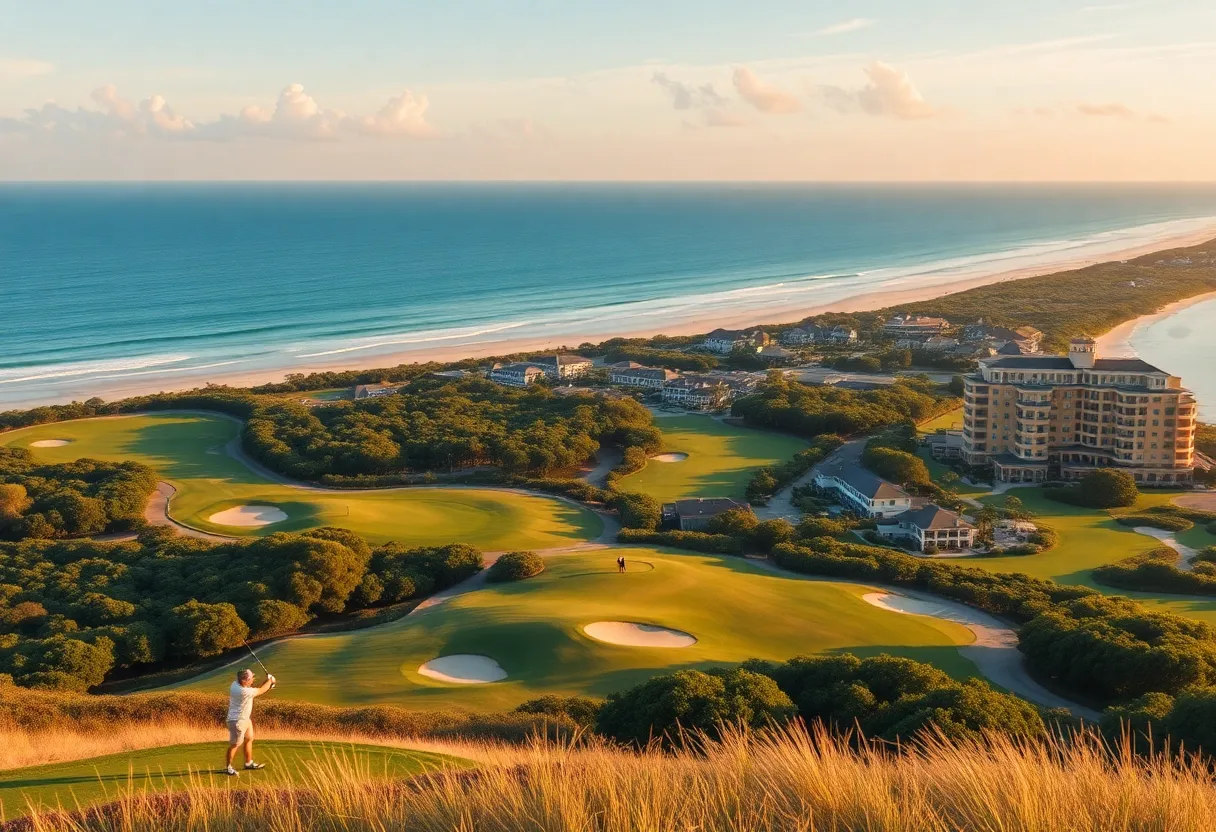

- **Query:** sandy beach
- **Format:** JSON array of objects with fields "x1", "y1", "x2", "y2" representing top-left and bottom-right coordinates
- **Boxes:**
[{"x1": 13, "y1": 219, "x2": 1216, "y2": 406}]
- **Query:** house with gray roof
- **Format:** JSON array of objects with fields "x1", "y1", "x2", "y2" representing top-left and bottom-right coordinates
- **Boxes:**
[
  {"x1": 813, "y1": 463, "x2": 913, "y2": 518},
  {"x1": 877, "y1": 504, "x2": 975, "y2": 552}
]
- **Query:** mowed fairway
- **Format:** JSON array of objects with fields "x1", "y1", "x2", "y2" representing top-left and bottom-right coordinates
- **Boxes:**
[
  {"x1": 169, "y1": 548, "x2": 977, "y2": 711},
  {"x1": 2, "y1": 413, "x2": 601, "y2": 549},
  {"x1": 620, "y1": 415, "x2": 806, "y2": 502},
  {"x1": 0, "y1": 741, "x2": 461, "y2": 819},
  {"x1": 970, "y1": 489, "x2": 1216, "y2": 624}
]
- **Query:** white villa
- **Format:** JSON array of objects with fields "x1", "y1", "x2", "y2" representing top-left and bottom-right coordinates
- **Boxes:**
[
  {"x1": 813, "y1": 463, "x2": 913, "y2": 518},
  {"x1": 876, "y1": 504, "x2": 976, "y2": 552},
  {"x1": 489, "y1": 362, "x2": 548, "y2": 387},
  {"x1": 662, "y1": 376, "x2": 733, "y2": 410}
]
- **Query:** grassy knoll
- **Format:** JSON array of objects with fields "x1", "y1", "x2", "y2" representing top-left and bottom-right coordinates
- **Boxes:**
[
  {"x1": 620, "y1": 415, "x2": 807, "y2": 502},
  {"x1": 917, "y1": 407, "x2": 964, "y2": 434},
  {"x1": 971, "y1": 489, "x2": 1216, "y2": 624},
  {"x1": 169, "y1": 548, "x2": 976, "y2": 712},
  {"x1": 2, "y1": 413, "x2": 601, "y2": 549},
  {"x1": 0, "y1": 740, "x2": 459, "y2": 820}
]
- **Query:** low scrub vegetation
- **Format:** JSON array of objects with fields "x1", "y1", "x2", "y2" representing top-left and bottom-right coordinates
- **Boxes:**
[
  {"x1": 1092, "y1": 547, "x2": 1216, "y2": 597},
  {"x1": 485, "y1": 551, "x2": 545, "y2": 583},
  {"x1": 0, "y1": 529, "x2": 483, "y2": 691},
  {"x1": 0, "y1": 450, "x2": 158, "y2": 541}
]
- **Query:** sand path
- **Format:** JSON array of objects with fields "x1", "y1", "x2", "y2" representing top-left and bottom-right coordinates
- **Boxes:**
[{"x1": 1131, "y1": 526, "x2": 1202, "y2": 572}]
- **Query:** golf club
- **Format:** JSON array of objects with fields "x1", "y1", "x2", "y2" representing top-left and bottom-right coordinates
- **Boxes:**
[{"x1": 242, "y1": 639, "x2": 275, "y2": 688}]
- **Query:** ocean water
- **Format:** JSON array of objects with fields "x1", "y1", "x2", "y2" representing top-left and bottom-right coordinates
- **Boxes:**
[
  {"x1": 1126, "y1": 298, "x2": 1216, "y2": 422},
  {"x1": 4, "y1": 183, "x2": 1216, "y2": 408}
]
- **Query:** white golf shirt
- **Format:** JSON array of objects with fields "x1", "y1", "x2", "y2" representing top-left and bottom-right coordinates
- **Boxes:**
[{"x1": 227, "y1": 680, "x2": 259, "y2": 723}]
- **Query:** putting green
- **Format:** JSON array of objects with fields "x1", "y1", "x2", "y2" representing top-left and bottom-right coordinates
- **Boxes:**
[
  {"x1": 0, "y1": 740, "x2": 462, "y2": 820},
  {"x1": 917, "y1": 407, "x2": 964, "y2": 434},
  {"x1": 168, "y1": 548, "x2": 978, "y2": 711},
  {"x1": 968, "y1": 489, "x2": 1216, "y2": 624},
  {"x1": 2, "y1": 413, "x2": 602, "y2": 549},
  {"x1": 620, "y1": 415, "x2": 807, "y2": 502}
]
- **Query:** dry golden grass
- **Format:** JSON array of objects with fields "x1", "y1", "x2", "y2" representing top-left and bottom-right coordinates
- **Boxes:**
[
  {"x1": 0, "y1": 720, "x2": 497, "y2": 772},
  {"x1": 12, "y1": 723, "x2": 1216, "y2": 832}
]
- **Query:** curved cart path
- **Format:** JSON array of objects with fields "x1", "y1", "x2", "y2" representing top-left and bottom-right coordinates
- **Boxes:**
[
  {"x1": 742, "y1": 556, "x2": 1099, "y2": 719},
  {"x1": 1131, "y1": 526, "x2": 1201, "y2": 571}
]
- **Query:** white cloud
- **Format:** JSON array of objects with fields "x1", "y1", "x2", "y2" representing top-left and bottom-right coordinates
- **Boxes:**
[
  {"x1": 1, "y1": 83, "x2": 433, "y2": 141},
  {"x1": 702, "y1": 108, "x2": 745, "y2": 128},
  {"x1": 732, "y1": 67, "x2": 800, "y2": 114},
  {"x1": 820, "y1": 62, "x2": 940, "y2": 120},
  {"x1": 0, "y1": 59, "x2": 54, "y2": 80},
  {"x1": 815, "y1": 18, "x2": 875, "y2": 36}
]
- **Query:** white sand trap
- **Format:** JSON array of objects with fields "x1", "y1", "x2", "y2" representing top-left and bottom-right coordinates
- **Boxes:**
[
  {"x1": 207, "y1": 505, "x2": 288, "y2": 527},
  {"x1": 30, "y1": 439, "x2": 71, "y2": 448},
  {"x1": 862, "y1": 592, "x2": 982, "y2": 629},
  {"x1": 584, "y1": 621, "x2": 697, "y2": 648},
  {"x1": 651, "y1": 452, "x2": 689, "y2": 462},
  {"x1": 417, "y1": 655, "x2": 507, "y2": 684}
]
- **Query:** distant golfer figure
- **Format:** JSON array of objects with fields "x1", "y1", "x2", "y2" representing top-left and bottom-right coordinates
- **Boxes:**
[
  {"x1": 224, "y1": 667, "x2": 276, "y2": 776},
  {"x1": 618, "y1": 555, "x2": 626, "y2": 573}
]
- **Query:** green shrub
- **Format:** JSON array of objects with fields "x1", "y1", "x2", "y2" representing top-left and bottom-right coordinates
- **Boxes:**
[
  {"x1": 611, "y1": 492, "x2": 663, "y2": 530},
  {"x1": 596, "y1": 667, "x2": 795, "y2": 747},
  {"x1": 1045, "y1": 469, "x2": 1138, "y2": 509},
  {"x1": 1116, "y1": 514, "x2": 1195, "y2": 532},
  {"x1": 486, "y1": 551, "x2": 545, "y2": 583},
  {"x1": 616, "y1": 528, "x2": 746, "y2": 554},
  {"x1": 514, "y1": 695, "x2": 602, "y2": 729}
]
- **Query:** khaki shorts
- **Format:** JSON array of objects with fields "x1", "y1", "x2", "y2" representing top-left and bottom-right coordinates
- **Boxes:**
[{"x1": 227, "y1": 719, "x2": 254, "y2": 744}]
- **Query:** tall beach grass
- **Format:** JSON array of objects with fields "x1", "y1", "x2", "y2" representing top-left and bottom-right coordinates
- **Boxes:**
[{"x1": 11, "y1": 723, "x2": 1216, "y2": 832}]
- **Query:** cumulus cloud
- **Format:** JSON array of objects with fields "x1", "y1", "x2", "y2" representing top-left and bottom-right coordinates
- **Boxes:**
[
  {"x1": 0, "y1": 59, "x2": 54, "y2": 80},
  {"x1": 732, "y1": 67, "x2": 800, "y2": 114},
  {"x1": 651, "y1": 72, "x2": 725, "y2": 110},
  {"x1": 815, "y1": 18, "x2": 875, "y2": 35},
  {"x1": 819, "y1": 62, "x2": 940, "y2": 120},
  {"x1": 1, "y1": 83, "x2": 433, "y2": 141}
]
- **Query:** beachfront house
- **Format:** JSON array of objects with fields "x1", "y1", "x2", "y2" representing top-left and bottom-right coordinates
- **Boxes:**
[
  {"x1": 813, "y1": 463, "x2": 913, "y2": 518},
  {"x1": 876, "y1": 504, "x2": 975, "y2": 552},
  {"x1": 883, "y1": 314, "x2": 949, "y2": 338},
  {"x1": 529, "y1": 353, "x2": 594, "y2": 380},
  {"x1": 781, "y1": 326, "x2": 817, "y2": 345},
  {"x1": 963, "y1": 320, "x2": 1043, "y2": 354},
  {"x1": 827, "y1": 325, "x2": 858, "y2": 344},
  {"x1": 922, "y1": 336, "x2": 961, "y2": 352},
  {"x1": 662, "y1": 498, "x2": 749, "y2": 531},
  {"x1": 961, "y1": 337, "x2": 1197, "y2": 485},
  {"x1": 703, "y1": 328, "x2": 769, "y2": 354},
  {"x1": 755, "y1": 345, "x2": 797, "y2": 365},
  {"x1": 489, "y1": 362, "x2": 548, "y2": 387},
  {"x1": 354, "y1": 384, "x2": 401, "y2": 399},
  {"x1": 661, "y1": 376, "x2": 733, "y2": 410},
  {"x1": 610, "y1": 361, "x2": 679, "y2": 388}
]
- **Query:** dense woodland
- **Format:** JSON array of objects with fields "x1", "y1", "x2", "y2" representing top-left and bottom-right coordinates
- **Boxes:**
[
  {"x1": 731, "y1": 374, "x2": 957, "y2": 438},
  {"x1": 243, "y1": 377, "x2": 661, "y2": 480},
  {"x1": 0, "y1": 528, "x2": 483, "y2": 691},
  {"x1": 0, "y1": 449, "x2": 158, "y2": 541}
]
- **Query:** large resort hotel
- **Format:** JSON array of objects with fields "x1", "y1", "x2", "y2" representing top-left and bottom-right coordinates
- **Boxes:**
[{"x1": 962, "y1": 337, "x2": 1197, "y2": 484}]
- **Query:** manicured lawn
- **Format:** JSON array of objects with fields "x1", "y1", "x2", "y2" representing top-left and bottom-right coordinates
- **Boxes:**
[
  {"x1": 169, "y1": 548, "x2": 978, "y2": 712},
  {"x1": 918, "y1": 407, "x2": 964, "y2": 434},
  {"x1": 620, "y1": 415, "x2": 807, "y2": 502},
  {"x1": 3, "y1": 413, "x2": 601, "y2": 549},
  {"x1": 0, "y1": 741, "x2": 460, "y2": 819},
  {"x1": 917, "y1": 449, "x2": 990, "y2": 496},
  {"x1": 968, "y1": 489, "x2": 1216, "y2": 624}
]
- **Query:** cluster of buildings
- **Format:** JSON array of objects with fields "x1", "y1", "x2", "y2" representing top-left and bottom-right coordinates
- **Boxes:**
[
  {"x1": 779, "y1": 324, "x2": 859, "y2": 347},
  {"x1": 812, "y1": 462, "x2": 975, "y2": 553},
  {"x1": 881, "y1": 314, "x2": 1045, "y2": 359},
  {"x1": 611, "y1": 362, "x2": 756, "y2": 410},
  {"x1": 488, "y1": 353, "x2": 595, "y2": 387},
  {"x1": 961, "y1": 337, "x2": 1197, "y2": 485}
]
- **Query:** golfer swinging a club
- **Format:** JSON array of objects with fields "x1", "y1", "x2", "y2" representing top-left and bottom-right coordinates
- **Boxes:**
[{"x1": 224, "y1": 668, "x2": 276, "y2": 775}]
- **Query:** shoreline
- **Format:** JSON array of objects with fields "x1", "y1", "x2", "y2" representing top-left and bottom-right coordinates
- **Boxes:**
[
  {"x1": 1094, "y1": 290, "x2": 1216, "y2": 357},
  {"x1": 8, "y1": 220, "x2": 1216, "y2": 406}
]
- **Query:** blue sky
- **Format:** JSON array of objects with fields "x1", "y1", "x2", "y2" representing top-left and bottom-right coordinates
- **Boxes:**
[{"x1": 2, "y1": 0, "x2": 1214, "y2": 179}]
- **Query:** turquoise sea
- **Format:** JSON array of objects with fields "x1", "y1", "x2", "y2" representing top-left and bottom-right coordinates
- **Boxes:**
[{"x1": 3, "y1": 183, "x2": 1216, "y2": 408}]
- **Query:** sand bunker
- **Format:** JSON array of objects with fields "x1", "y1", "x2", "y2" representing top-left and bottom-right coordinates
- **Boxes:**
[
  {"x1": 862, "y1": 592, "x2": 979, "y2": 627},
  {"x1": 207, "y1": 505, "x2": 288, "y2": 527},
  {"x1": 417, "y1": 655, "x2": 507, "y2": 684},
  {"x1": 30, "y1": 439, "x2": 71, "y2": 448},
  {"x1": 584, "y1": 621, "x2": 697, "y2": 647},
  {"x1": 650, "y1": 452, "x2": 689, "y2": 462}
]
